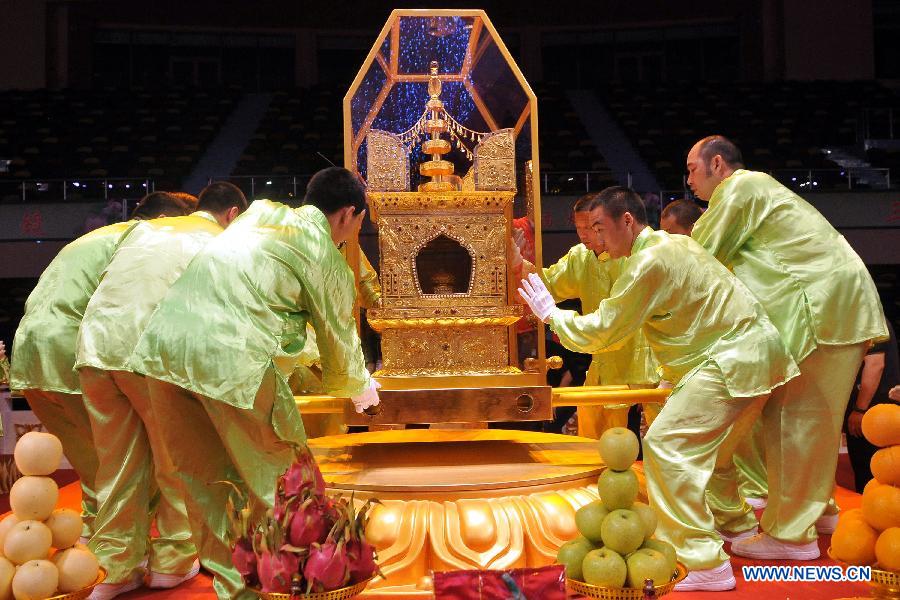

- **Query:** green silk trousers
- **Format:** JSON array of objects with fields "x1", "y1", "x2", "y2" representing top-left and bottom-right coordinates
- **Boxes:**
[
  {"x1": 80, "y1": 367, "x2": 197, "y2": 583},
  {"x1": 643, "y1": 361, "x2": 767, "y2": 570},
  {"x1": 760, "y1": 343, "x2": 867, "y2": 543},
  {"x1": 733, "y1": 420, "x2": 768, "y2": 501},
  {"x1": 145, "y1": 369, "x2": 306, "y2": 600}
]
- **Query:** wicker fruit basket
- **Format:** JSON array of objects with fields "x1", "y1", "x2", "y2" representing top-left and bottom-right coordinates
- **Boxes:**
[
  {"x1": 566, "y1": 563, "x2": 687, "y2": 599},
  {"x1": 48, "y1": 568, "x2": 107, "y2": 600},
  {"x1": 828, "y1": 547, "x2": 900, "y2": 599},
  {"x1": 870, "y1": 566, "x2": 900, "y2": 598},
  {"x1": 249, "y1": 578, "x2": 371, "y2": 600}
]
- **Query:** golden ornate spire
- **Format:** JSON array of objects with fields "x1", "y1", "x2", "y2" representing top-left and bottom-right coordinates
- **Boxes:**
[{"x1": 419, "y1": 61, "x2": 455, "y2": 192}]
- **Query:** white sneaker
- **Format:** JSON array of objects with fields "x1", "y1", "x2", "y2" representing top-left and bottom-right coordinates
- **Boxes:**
[
  {"x1": 673, "y1": 560, "x2": 736, "y2": 592},
  {"x1": 744, "y1": 496, "x2": 768, "y2": 510},
  {"x1": 147, "y1": 559, "x2": 201, "y2": 589},
  {"x1": 816, "y1": 513, "x2": 839, "y2": 534},
  {"x1": 718, "y1": 525, "x2": 758, "y2": 543},
  {"x1": 89, "y1": 571, "x2": 144, "y2": 600},
  {"x1": 731, "y1": 532, "x2": 820, "y2": 560}
]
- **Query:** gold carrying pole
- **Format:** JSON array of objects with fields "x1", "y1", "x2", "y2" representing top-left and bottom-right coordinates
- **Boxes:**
[{"x1": 295, "y1": 385, "x2": 670, "y2": 415}]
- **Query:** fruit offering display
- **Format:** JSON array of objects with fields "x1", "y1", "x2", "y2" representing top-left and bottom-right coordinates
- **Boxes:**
[
  {"x1": 832, "y1": 404, "x2": 900, "y2": 571},
  {"x1": 0, "y1": 432, "x2": 101, "y2": 599},
  {"x1": 230, "y1": 445, "x2": 381, "y2": 596},
  {"x1": 557, "y1": 427, "x2": 679, "y2": 591}
]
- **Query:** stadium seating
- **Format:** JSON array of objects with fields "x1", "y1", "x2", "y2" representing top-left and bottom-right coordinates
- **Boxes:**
[{"x1": 599, "y1": 80, "x2": 899, "y2": 190}]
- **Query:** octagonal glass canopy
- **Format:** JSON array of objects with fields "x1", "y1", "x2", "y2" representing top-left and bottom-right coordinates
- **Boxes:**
[{"x1": 344, "y1": 10, "x2": 541, "y2": 220}]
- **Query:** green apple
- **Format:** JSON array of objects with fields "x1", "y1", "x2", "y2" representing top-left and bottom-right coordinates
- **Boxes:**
[
  {"x1": 625, "y1": 548, "x2": 673, "y2": 588},
  {"x1": 556, "y1": 536, "x2": 596, "y2": 581},
  {"x1": 575, "y1": 501, "x2": 609, "y2": 544},
  {"x1": 597, "y1": 467, "x2": 638, "y2": 510},
  {"x1": 598, "y1": 427, "x2": 640, "y2": 471},
  {"x1": 600, "y1": 509, "x2": 644, "y2": 555},
  {"x1": 641, "y1": 538, "x2": 677, "y2": 573},
  {"x1": 582, "y1": 547, "x2": 627, "y2": 588},
  {"x1": 631, "y1": 502, "x2": 657, "y2": 540}
]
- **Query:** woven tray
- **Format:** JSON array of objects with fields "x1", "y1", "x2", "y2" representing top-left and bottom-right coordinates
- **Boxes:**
[
  {"x1": 566, "y1": 563, "x2": 687, "y2": 599},
  {"x1": 48, "y1": 568, "x2": 107, "y2": 600},
  {"x1": 249, "y1": 578, "x2": 371, "y2": 600},
  {"x1": 828, "y1": 547, "x2": 900, "y2": 596}
]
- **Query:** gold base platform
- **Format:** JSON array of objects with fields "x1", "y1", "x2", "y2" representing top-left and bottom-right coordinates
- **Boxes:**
[{"x1": 310, "y1": 429, "x2": 648, "y2": 598}]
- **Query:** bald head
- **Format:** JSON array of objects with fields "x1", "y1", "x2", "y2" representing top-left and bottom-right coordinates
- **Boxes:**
[
  {"x1": 697, "y1": 135, "x2": 744, "y2": 169},
  {"x1": 686, "y1": 135, "x2": 744, "y2": 201}
]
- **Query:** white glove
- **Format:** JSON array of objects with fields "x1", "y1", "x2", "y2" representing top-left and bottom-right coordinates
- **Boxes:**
[
  {"x1": 351, "y1": 378, "x2": 381, "y2": 413},
  {"x1": 517, "y1": 273, "x2": 558, "y2": 323}
]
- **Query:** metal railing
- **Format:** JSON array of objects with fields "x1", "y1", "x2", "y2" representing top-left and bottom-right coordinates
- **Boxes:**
[
  {"x1": 0, "y1": 177, "x2": 155, "y2": 203},
  {"x1": 211, "y1": 175, "x2": 312, "y2": 203},
  {"x1": 540, "y1": 170, "x2": 622, "y2": 194},
  {"x1": 2, "y1": 166, "x2": 892, "y2": 209},
  {"x1": 771, "y1": 168, "x2": 891, "y2": 191}
]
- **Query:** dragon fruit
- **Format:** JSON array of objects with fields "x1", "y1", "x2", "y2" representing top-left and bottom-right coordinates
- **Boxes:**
[
  {"x1": 280, "y1": 445, "x2": 325, "y2": 498},
  {"x1": 304, "y1": 540, "x2": 351, "y2": 592},
  {"x1": 231, "y1": 537, "x2": 258, "y2": 585},
  {"x1": 257, "y1": 550, "x2": 301, "y2": 593},
  {"x1": 288, "y1": 496, "x2": 336, "y2": 548},
  {"x1": 346, "y1": 537, "x2": 378, "y2": 583}
]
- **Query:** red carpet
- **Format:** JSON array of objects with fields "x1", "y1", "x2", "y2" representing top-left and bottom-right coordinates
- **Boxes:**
[{"x1": 2, "y1": 480, "x2": 873, "y2": 599}]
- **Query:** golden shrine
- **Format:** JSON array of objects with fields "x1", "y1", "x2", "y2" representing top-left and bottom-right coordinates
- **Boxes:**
[{"x1": 296, "y1": 9, "x2": 668, "y2": 597}]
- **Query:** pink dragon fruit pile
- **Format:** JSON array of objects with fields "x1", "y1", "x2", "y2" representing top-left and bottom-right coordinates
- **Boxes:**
[{"x1": 229, "y1": 444, "x2": 382, "y2": 595}]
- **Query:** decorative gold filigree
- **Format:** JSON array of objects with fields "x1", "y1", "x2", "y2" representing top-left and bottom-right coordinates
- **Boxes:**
[
  {"x1": 475, "y1": 129, "x2": 516, "y2": 191},
  {"x1": 370, "y1": 305, "x2": 523, "y2": 320},
  {"x1": 524, "y1": 159, "x2": 535, "y2": 217},
  {"x1": 368, "y1": 316, "x2": 521, "y2": 332},
  {"x1": 366, "y1": 130, "x2": 409, "y2": 192},
  {"x1": 378, "y1": 213, "x2": 506, "y2": 303},
  {"x1": 368, "y1": 305, "x2": 523, "y2": 332},
  {"x1": 373, "y1": 366, "x2": 523, "y2": 377},
  {"x1": 381, "y1": 327, "x2": 508, "y2": 374},
  {"x1": 461, "y1": 167, "x2": 475, "y2": 191},
  {"x1": 368, "y1": 191, "x2": 515, "y2": 219}
]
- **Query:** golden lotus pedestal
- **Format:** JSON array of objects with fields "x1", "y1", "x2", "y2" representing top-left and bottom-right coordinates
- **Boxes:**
[{"x1": 309, "y1": 429, "x2": 649, "y2": 599}]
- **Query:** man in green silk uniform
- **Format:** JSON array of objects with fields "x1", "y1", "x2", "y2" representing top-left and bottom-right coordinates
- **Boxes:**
[
  {"x1": 518, "y1": 187, "x2": 799, "y2": 591},
  {"x1": 75, "y1": 183, "x2": 247, "y2": 599},
  {"x1": 688, "y1": 135, "x2": 888, "y2": 560},
  {"x1": 128, "y1": 167, "x2": 378, "y2": 600},
  {"x1": 658, "y1": 197, "x2": 770, "y2": 521},
  {"x1": 513, "y1": 194, "x2": 660, "y2": 438},
  {"x1": 9, "y1": 192, "x2": 195, "y2": 540},
  {"x1": 296, "y1": 249, "x2": 381, "y2": 438}
]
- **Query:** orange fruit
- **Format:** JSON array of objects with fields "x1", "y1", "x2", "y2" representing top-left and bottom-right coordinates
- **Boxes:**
[
  {"x1": 862, "y1": 404, "x2": 900, "y2": 447},
  {"x1": 872, "y1": 446, "x2": 900, "y2": 486},
  {"x1": 832, "y1": 518, "x2": 878, "y2": 565},
  {"x1": 875, "y1": 527, "x2": 900, "y2": 571},
  {"x1": 865, "y1": 477, "x2": 881, "y2": 496},
  {"x1": 839, "y1": 508, "x2": 866, "y2": 525},
  {"x1": 862, "y1": 482, "x2": 900, "y2": 531}
]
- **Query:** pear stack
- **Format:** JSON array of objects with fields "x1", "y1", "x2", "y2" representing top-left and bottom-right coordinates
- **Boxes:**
[
  {"x1": 556, "y1": 427, "x2": 677, "y2": 589},
  {"x1": 0, "y1": 432, "x2": 100, "y2": 599}
]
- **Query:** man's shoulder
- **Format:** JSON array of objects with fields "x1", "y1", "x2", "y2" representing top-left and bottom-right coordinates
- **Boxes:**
[
  {"x1": 725, "y1": 169, "x2": 790, "y2": 199},
  {"x1": 65, "y1": 221, "x2": 134, "y2": 251},
  {"x1": 565, "y1": 243, "x2": 593, "y2": 260}
]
